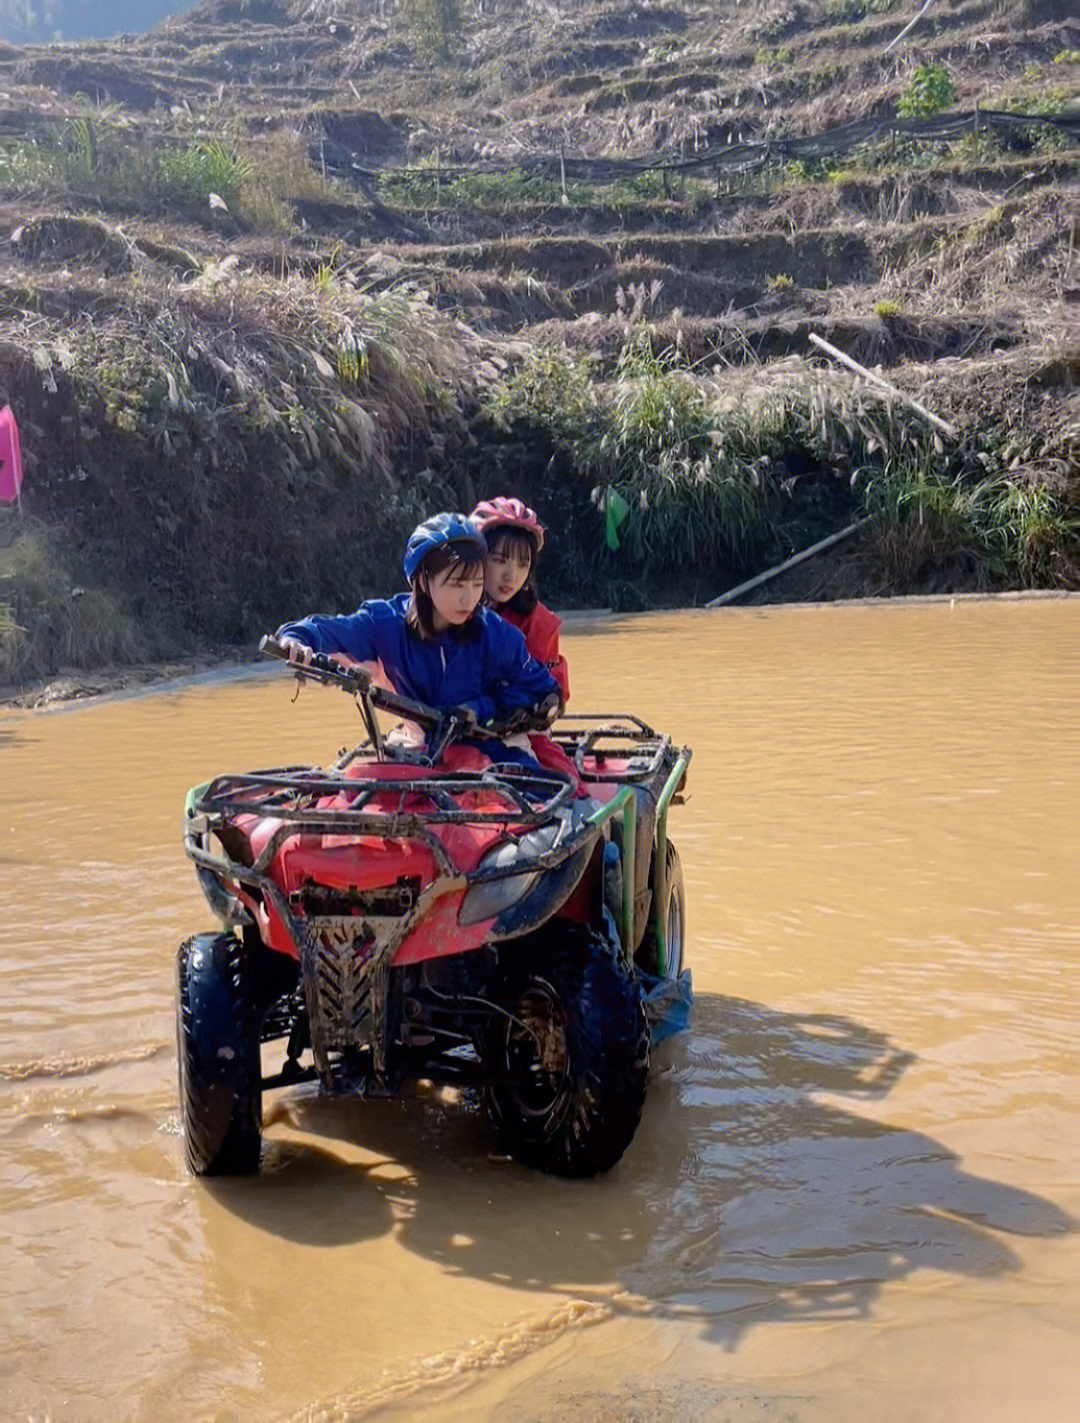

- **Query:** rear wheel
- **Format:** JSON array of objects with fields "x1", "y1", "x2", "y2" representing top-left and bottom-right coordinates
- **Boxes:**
[
  {"x1": 177, "y1": 932, "x2": 262, "y2": 1176},
  {"x1": 482, "y1": 927, "x2": 649, "y2": 1178},
  {"x1": 635, "y1": 841, "x2": 685, "y2": 980}
]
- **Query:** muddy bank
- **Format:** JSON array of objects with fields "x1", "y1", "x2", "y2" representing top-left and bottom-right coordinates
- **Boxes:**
[{"x1": 0, "y1": 643, "x2": 256, "y2": 711}]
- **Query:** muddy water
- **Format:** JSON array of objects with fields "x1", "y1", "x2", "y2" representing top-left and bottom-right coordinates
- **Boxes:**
[{"x1": 2, "y1": 597, "x2": 1079, "y2": 1423}]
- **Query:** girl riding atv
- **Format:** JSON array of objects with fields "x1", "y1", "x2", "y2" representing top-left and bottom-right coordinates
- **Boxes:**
[
  {"x1": 275, "y1": 513, "x2": 561, "y2": 758},
  {"x1": 470, "y1": 497, "x2": 570, "y2": 704},
  {"x1": 179, "y1": 514, "x2": 692, "y2": 1183}
]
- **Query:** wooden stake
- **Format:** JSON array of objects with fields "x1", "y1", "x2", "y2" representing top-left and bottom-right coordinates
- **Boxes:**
[
  {"x1": 884, "y1": 0, "x2": 936, "y2": 54},
  {"x1": 706, "y1": 522, "x2": 865, "y2": 608}
]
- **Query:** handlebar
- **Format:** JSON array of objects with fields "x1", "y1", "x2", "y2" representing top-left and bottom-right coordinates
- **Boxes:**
[
  {"x1": 259, "y1": 636, "x2": 559, "y2": 743},
  {"x1": 261, "y1": 635, "x2": 442, "y2": 728}
]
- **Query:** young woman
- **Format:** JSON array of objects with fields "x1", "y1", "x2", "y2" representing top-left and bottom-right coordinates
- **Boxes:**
[
  {"x1": 469, "y1": 497, "x2": 570, "y2": 704},
  {"x1": 275, "y1": 512, "x2": 560, "y2": 731}
]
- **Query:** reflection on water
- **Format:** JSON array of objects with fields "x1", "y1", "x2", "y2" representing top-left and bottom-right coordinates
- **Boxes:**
[
  {"x1": 632, "y1": 997, "x2": 1069, "y2": 1342},
  {"x1": 2, "y1": 598, "x2": 1079, "y2": 1423},
  {"x1": 240, "y1": 993, "x2": 1064, "y2": 1326}
]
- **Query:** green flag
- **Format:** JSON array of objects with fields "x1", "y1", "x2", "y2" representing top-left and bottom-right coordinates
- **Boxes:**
[{"x1": 604, "y1": 486, "x2": 630, "y2": 550}]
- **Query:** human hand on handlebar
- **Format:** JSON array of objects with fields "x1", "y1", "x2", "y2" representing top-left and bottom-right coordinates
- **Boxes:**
[
  {"x1": 277, "y1": 636, "x2": 315, "y2": 670},
  {"x1": 448, "y1": 704, "x2": 479, "y2": 731},
  {"x1": 267, "y1": 637, "x2": 365, "y2": 690},
  {"x1": 483, "y1": 694, "x2": 564, "y2": 736},
  {"x1": 494, "y1": 706, "x2": 531, "y2": 734},
  {"x1": 533, "y1": 692, "x2": 564, "y2": 729}
]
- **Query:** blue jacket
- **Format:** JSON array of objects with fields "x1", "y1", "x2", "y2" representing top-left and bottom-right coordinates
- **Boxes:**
[{"x1": 276, "y1": 594, "x2": 559, "y2": 723}]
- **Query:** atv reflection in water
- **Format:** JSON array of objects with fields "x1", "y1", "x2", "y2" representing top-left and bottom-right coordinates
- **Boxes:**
[{"x1": 177, "y1": 640, "x2": 692, "y2": 1178}]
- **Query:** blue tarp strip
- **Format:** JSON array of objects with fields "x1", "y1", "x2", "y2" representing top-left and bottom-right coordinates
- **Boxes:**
[{"x1": 640, "y1": 968, "x2": 693, "y2": 1044}]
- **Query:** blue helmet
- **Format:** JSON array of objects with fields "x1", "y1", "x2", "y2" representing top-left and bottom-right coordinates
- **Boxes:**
[{"x1": 402, "y1": 512, "x2": 487, "y2": 583}]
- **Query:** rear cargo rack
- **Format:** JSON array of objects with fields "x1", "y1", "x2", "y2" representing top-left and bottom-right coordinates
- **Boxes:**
[{"x1": 548, "y1": 713, "x2": 674, "y2": 784}]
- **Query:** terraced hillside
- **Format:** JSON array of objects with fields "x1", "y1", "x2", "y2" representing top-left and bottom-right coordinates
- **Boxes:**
[{"x1": 0, "y1": 0, "x2": 1078, "y2": 680}]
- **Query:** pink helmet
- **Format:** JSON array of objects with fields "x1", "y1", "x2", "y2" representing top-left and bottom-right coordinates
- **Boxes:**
[{"x1": 470, "y1": 496, "x2": 545, "y2": 551}]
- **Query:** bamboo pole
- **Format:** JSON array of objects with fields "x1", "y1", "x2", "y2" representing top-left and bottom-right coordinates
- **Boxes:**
[
  {"x1": 706, "y1": 521, "x2": 865, "y2": 608},
  {"x1": 808, "y1": 332, "x2": 957, "y2": 437},
  {"x1": 884, "y1": 0, "x2": 936, "y2": 54}
]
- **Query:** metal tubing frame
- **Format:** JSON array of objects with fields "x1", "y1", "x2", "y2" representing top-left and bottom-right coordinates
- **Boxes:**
[
  {"x1": 586, "y1": 786, "x2": 637, "y2": 955},
  {"x1": 651, "y1": 752, "x2": 692, "y2": 976},
  {"x1": 183, "y1": 767, "x2": 605, "y2": 930}
]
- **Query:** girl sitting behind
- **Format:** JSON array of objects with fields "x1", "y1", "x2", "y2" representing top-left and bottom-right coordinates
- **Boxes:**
[
  {"x1": 469, "y1": 497, "x2": 570, "y2": 704},
  {"x1": 275, "y1": 512, "x2": 560, "y2": 736}
]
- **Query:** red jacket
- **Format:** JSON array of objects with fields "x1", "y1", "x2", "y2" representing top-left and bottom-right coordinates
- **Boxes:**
[{"x1": 501, "y1": 601, "x2": 570, "y2": 703}]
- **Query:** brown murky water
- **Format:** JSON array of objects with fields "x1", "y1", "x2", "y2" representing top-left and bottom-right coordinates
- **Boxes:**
[{"x1": 2, "y1": 597, "x2": 1079, "y2": 1423}]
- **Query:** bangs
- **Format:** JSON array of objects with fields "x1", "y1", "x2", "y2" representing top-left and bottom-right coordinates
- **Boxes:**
[
  {"x1": 486, "y1": 526, "x2": 536, "y2": 564},
  {"x1": 422, "y1": 540, "x2": 486, "y2": 581},
  {"x1": 441, "y1": 553, "x2": 485, "y2": 583}
]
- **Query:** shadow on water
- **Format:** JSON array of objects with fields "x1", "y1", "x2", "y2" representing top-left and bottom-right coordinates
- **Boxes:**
[{"x1": 208, "y1": 992, "x2": 1074, "y2": 1347}]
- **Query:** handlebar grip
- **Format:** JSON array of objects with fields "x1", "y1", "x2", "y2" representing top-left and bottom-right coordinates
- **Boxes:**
[
  {"x1": 309, "y1": 650, "x2": 343, "y2": 677},
  {"x1": 259, "y1": 635, "x2": 290, "y2": 661},
  {"x1": 259, "y1": 635, "x2": 372, "y2": 694}
]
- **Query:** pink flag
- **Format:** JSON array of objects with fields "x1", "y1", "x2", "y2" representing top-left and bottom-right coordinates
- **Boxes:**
[{"x1": 0, "y1": 406, "x2": 23, "y2": 504}]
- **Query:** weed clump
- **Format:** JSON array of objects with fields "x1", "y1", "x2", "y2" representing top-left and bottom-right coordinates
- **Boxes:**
[
  {"x1": 0, "y1": 117, "x2": 332, "y2": 232},
  {"x1": 0, "y1": 259, "x2": 491, "y2": 681},
  {"x1": 0, "y1": 518, "x2": 139, "y2": 682},
  {"x1": 472, "y1": 331, "x2": 1079, "y2": 607},
  {"x1": 897, "y1": 64, "x2": 954, "y2": 118}
]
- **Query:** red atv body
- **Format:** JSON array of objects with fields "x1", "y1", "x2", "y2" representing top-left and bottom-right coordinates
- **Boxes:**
[{"x1": 178, "y1": 642, "x2": 691, "y2": 1178}]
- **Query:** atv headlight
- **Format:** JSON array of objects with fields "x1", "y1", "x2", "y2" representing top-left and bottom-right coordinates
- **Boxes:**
[{"x1": 458, "y1": 819, "x2": 565, "y2": 926}]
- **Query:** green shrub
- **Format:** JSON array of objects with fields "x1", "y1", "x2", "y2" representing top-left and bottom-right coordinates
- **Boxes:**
[
  {"x1": 995, "y1": 85, "x2": 1069, "y2": 118},
  {"x1": 477, "y1": 337, "x2": 923, "y2": 592},
  {"x1": 897, "y1": 63, "x2": 954, "y2": 117},
  {"x1": 400, "y1": 0, "x2": 462, "y2": 62},
  {"x1": 0, "y1": 117, "x2": 133, "y2": 196},
  {"x1": 974, "y1": 478, "x2": 1079, "y2": 586},
  {"x1": 859, "y1": 459, "x2": 1078, "y2": 590},
  {"x1": 0, "y1": 117, "x2": 319, "y2": 231},
  {"x1": 781, "y1": 155, "x2": 843, "y2": 184},
  {"x1": 609, "y1": 168, "x2": 672, "y2": 202},
  {"x1": 377, "y1": 161, "x2": 709, "y2": 212},
  {"x1": 827, "y1": 0, "x2": 868, "y2": 23},
  {"x1": 0, "y1": 520, "x2": 140, "y2": 682},
  {"x1": 755, "y1": 45, "x2": 793, "y2": 66},
  {"x1": 155, "y1": 141, "x2": 250, "y2": 210}
]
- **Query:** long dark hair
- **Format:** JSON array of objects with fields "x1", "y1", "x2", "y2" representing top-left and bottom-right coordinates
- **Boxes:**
[
  {"x1": 485, "y1": 525, "x2": 539, "y2": 616},
  {"x1": 406, "y1": 540, "x2": 485, "y2": 641}
]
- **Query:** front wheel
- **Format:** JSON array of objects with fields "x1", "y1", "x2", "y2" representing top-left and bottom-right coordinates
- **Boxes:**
[
  {"x1": 481, "y1": 927, "x2": 650, "y2": 1178},
  {"x1": 177, "y1": 932, "x2": 262, "y2": 1176}
]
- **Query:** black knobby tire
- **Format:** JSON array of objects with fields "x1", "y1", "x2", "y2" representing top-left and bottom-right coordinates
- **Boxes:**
[
  {"x1": 482, "y1": 927, "x2": 650, "y2": 1178},
  {"x1": 176, "y1": 932, "x2": 262, "y2": 1176},
  {"x1": 635, "y1": 841, "x2": 686, "y2": 980}
]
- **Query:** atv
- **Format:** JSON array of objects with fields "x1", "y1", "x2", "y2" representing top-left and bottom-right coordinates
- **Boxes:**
[{"x1": 177, "y1": 637, "x2": 691, "y2": 1179}]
